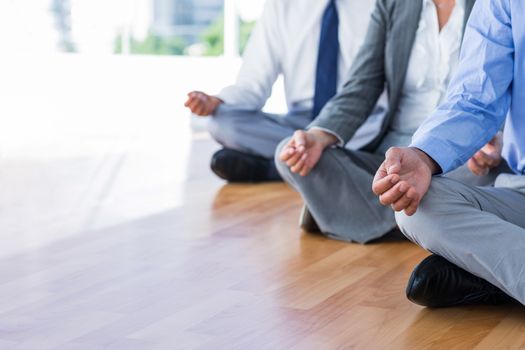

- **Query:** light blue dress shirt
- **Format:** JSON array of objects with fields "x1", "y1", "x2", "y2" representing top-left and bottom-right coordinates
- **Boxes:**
[{"x1": 410, "y1": 0, "x2": 525, "y2": 174}]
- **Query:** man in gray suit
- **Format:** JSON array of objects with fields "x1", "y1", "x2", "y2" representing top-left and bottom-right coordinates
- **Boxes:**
[{"x1": 276, "y1": 0, "x2": 505, "y2": 243}]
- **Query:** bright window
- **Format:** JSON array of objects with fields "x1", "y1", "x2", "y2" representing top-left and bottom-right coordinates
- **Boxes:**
[{"x1": 0, "y1": 0, "x2": 264, "y2": 56}]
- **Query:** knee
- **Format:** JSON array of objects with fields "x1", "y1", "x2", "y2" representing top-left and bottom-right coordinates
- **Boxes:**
[
  {"x1": 395, "y1": 211, "x2": 425, "y2": 247},
  {"x1": 395, "y1": 178, "x2": 454, "y2": 250},
  {"x1": 207, "y1": 114, "x2": 225, "y2": 143},
  {"x1": 206, "y1": 111, "x2": 241, "y2": 146}
]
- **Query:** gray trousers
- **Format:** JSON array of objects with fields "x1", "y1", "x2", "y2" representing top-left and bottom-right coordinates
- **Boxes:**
[
  {"x1": 396, "y1": 174, "x2": 525, "y2": 305},
  {"x1": 208, "y1": 104, "x2": 387, "y2": 159},
  {"x1": 208, "y1": 105, "x2": 312, "y2": 158},
  {"x1": 275, "y1": 140, "x2": 505, "y2": 243}
]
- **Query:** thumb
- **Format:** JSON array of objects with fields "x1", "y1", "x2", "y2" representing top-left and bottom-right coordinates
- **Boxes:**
[
  {"x1": 279, "y1": 138, "x2": 296, "y2": 161},
  {"x1": 293, "y1": 130, "x2": 307, "y2": 149},
  {"x1": 384, "y1": 147, "x2": 403, "y2": 175}
]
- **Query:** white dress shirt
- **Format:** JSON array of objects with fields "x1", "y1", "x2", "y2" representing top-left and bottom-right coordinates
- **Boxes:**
[
  {"x1": 390, "y1": 0, "x2": 465, "y2": 135},
  {"x1": 216, "y1": 0, "x2": 377, "y2": 111}
]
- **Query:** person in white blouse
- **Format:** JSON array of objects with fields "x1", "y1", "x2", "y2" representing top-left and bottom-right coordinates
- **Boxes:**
[
  {"x1": 276, "y1": 0, "x2": 507, "y2": 243},
  {"x1": 184, "y1": 0, "x2": 382, "y2": 182}
]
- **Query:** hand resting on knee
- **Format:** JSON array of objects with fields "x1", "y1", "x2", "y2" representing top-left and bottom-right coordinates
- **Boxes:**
[{"x1": 278, "y1": 129, "x2": 338, "y2": 176}]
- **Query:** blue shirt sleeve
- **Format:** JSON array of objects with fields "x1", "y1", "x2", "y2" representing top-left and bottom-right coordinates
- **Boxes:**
[{"x1": 410, "y1": 0, "x2": 514, "y2": 173}]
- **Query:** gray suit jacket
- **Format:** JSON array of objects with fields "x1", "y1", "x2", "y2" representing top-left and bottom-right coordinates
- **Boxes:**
[{"x1": 310, "y1": 0, "x2": 475, "y2": 152}]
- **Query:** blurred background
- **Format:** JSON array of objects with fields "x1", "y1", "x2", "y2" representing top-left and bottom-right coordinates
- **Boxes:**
[
  {"x1": 0, "y1": 0, "x2": 286, "y2": 256},
  {"x1": 0, "y1": 0, "x2": 264, "y2": 56}
]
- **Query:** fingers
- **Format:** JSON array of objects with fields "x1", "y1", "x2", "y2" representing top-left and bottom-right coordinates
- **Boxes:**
[
  {"x1": 473, "y1": 150, "x2": 499, "y2": 168},
  {"x1": 185, "y1": 91, "x2": 198, "y2": 107},
  {"x1": 281, "y1": 130, "x2": 308, "y2": 162},
  {"x1": 286, "y1": 151, "x2": 303, "y2": 168},
  {"x1": 202, "y1": 102, "x2": 217, "y2": 116},
  {"x1": 473, "y1": 150, "x2": 492, "y2": 167},
  {"x1": 391, "y1": 190, "x2": 412, "y2": 212},
  {"x1": 468, "y1": 158, "x2": 489, "y2": 176},
  {"x1": 372, "y1": 147, "x2": 428, "y2": 215},
  {"x1": 185, "y1": 92, "x2": 213, "y2": 115},
  {"x1": 185, "y1": 91, "x2": 195, "y2": 105},
  {"x1": 186, "y1": 96, "x2": 198, "y2": 109},
  {"x1": 384, "y1": 147, "x2": 403, "y2": 175},
  {"x1": 468, "y1": 145, "x2": 503, "y2": 176},
  {"x1": 297, "y1": 153, "x2": 314, "y2": 177},
  {"x1": 372, "y1": 162, "x2": 390, "y2": 195},
  {"x1": 186, "y1": 96, "x2": 202, "y2": 113},
  {"x1": 404, "y1": 193, "x2": 420, "y2": 216},
  {"x1": 373, "y1": 161, "x2": 388, "y2": 183},
  {"x1": 379, "y1": 181, "x2": 409, "y2": 206},
  {"x1": 188, "y1": 91, "x2": 204, "y2": 99},
  {"x1": 489, "y1": 131, "x2": 503, "y2": 147},
  {"x1": 299, "y1": 164, "x2": 312, "y2": 177},
  {"x1": 279, "y1": 143, "x2": 297, "y2": 161},
  {"x1": 206, "y1": 96, "x2": 223, "y2": 115},
  {"x1": 372, "y1": 161, "x2": 400, "y2": 196},
  {"x1": 391, "y1": 187, "x2": 420, "y2": 214},
  {"x1": 291, "y1": 153, "x2": 308, "y2": 174},
  {"x1": 373, "y1": 175, "x2": 400, "y2": 196},
  {"x1": 194, "y1": 104, "x2": 206, "y2": 115},
  {"x1": 289, "y1": 151, "x2": 315, "y2": 176},
  {"x1": 293, "y1": 130, "x2": 307, "y2": 153}
]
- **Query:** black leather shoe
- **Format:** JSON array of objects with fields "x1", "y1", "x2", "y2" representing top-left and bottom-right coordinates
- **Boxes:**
[
  {"x1": 210, "y1": 149, "x2": 281, "y2": 182},
  {"x1": 299, "y1": 205, "x2": 321, "y2": 233},
  {"x1": 406, "y1": 254, "x2": 516, "y2": 307}
]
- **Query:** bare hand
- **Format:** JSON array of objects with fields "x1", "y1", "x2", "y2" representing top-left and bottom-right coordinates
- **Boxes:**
[
  {"x1": 467, "y1": 131, "x2": 503, "y2": 176},
  {"x1": 278, "y1": 129, "x2": 337, "y2": 176},
  {"x1": 184, "y1": 91, "x2": 223, "y2": 116},
  {"x1": 372, "y1": 147, "x2": 438, "y2": 216}
]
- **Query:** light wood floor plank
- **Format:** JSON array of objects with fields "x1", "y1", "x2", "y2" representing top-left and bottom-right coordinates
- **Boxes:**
[{"x1": 1, "y1": 128, "x2": 524, "y2": 349}]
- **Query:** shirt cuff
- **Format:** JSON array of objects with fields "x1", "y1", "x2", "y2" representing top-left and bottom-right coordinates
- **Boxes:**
[
  {"x1": 410, "y1": 135, "x2": 463, "y2": 174},
  {"x1": 214, "y1": 90, "x2": 234, "y2": 105},
  {"x1": 308, "y1": 126, "x2": 345, "y2": 147}
]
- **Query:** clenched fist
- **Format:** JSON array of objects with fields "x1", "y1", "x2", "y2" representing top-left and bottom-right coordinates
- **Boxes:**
[{"x1": 184, "y1": 91, "x2": 223, "y2": 116}]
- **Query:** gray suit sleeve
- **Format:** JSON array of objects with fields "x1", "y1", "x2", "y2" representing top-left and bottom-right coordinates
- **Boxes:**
[{"x1": 308, "y1": 0, "x2": 389, "y2": 144}]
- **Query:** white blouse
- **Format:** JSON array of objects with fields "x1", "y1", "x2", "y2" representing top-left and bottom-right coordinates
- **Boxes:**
[{"x1": 390, "y1": 0, "x2": 465, "y2": 135}]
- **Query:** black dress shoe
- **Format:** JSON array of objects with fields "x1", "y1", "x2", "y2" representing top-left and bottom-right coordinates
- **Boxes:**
[
  {"x1": 210, "y1": 149, "x2": 281, "y2": 182},
  {"x1": 299, "y1": 205, "x2": 321, "y2": 233},
  {"x1": 406, "y1": 254, "x2": 516, "y2": 307}
]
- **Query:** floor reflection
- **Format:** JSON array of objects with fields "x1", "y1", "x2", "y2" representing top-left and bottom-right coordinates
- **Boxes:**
[{"x1": 0, "y1": 55, "x2": 230, "y2": 258}]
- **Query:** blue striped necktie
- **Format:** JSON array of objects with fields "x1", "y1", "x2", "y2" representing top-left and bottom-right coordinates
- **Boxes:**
[{"x1": 312, "y1": 0, "x2": 339, "y2": 119}]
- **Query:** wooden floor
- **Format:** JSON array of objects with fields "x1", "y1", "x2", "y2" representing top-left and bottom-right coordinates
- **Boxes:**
[
  {"x1": 1, "y1": 56, "x2": 525, "y2": 349},
  {"x1": 2, "y1": 135, "x2": 525, "y2": 350}
]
